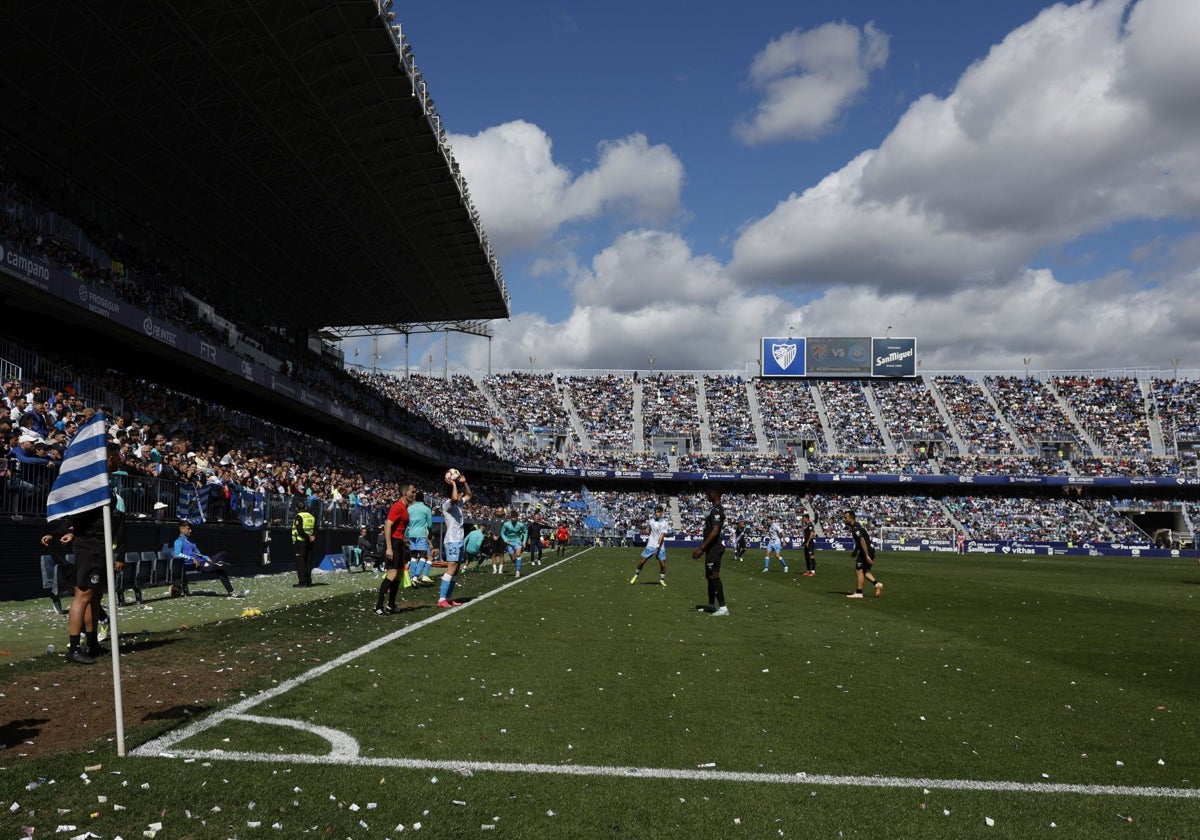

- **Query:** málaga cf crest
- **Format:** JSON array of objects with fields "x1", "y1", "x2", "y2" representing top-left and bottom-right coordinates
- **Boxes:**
[{"x1": 771, "y1": 342, "x2": 798, "y2": 370}]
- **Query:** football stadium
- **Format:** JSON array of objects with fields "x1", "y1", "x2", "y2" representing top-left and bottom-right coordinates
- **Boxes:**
[{"x1": 2, "y1": 3, "x2": 1198, "y2": 838}]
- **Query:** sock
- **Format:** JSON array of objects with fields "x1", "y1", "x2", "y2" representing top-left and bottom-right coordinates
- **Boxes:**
[
  {"x1": 85, "y1": 630, "x2": 98, "y2": 649},
  {"x1": 713, "y1": 578, "x2": 726, "y2": 607},
  {"x1": 376, "y1": 579, "x2": 389, "y2": 609},
  {"x1": 781, "y1": 557, "x2": 788, "y2": 569},
  {"x1": 445, "y1": 577, "x2": 457, "y2": 601},
  {"x1": 659, "y1": 573, "x2": 665, "y2": 581},
  {"x1": 856, "y1": 588, "x2": 863, "y2": 594},
  {"x1": 439, "y1": 574, "x2": 452, "y2": 600},
  {"x1": 69, "y1": 633, "x2": 81, "y2": 651},
  {"x1": 707, "y1": 579, "x2": 717, "y2": 605},
  {"x1": 515, "y1": 559, "x2": 522, "y2": 573},
  {"x1": 387, "y1": 578, "x2": 399, "y2": 607}
]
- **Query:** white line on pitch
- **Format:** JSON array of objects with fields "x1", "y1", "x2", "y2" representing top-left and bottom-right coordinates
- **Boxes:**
[
  {"x1": 142, "y1": 748, "x2": 1200, "y2": 799},
  {"x1": 130, "y1": 549, "x2": 593, "y2": 757}
]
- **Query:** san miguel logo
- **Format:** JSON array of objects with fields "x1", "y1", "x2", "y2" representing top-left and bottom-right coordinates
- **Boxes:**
[{"x1": 771, "y1": 342, "x2": 798, "y2": 370}]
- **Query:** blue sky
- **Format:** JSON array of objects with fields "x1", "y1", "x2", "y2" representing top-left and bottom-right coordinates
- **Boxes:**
[{"x1": 347, "y1": 0, "x2": 1200, "y2": 375}]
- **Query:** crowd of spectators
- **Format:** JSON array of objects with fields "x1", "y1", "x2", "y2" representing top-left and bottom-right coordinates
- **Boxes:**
[
  {"x1": 683, "y1": 452, "x2": 795, "y2": 472},
  {"x1": 703, "y1": 375, "x2": 758, "y2": 451},
  {"x1": 945, "y1": 496, "x2": 1110, "y2": 543},
  {"x1": 807, "y1": 455, "x2": 936, "y2": 475},
  {"x1": 482, "y1": 372, "x2": 571, "y2": 433},
  {"x1": 557, "y1": 450, "x2": 667, "y2": 471},
  {"x1": 870, "y1": 379, "x2": 955, "y2": 454},
  {"x1": 2, "y1": 351, "x2": 508, "y2": 526},
  {"x1": 1072, "y1": 457, "x2": 1180, "y2": 477},
  {"x1": 641, "y1": 374, "x2": 700, "y2": 445},
  {"x1": 816, "y1": 380, "x2": 885, "y2": 453},
  {"x1": 985, "y1": 376, "x2": 1079, "y2": 448},
  {"x1": 1052, "y1": 376, "x2": 1151, "y2": 455},
  {"x1": 754, "y1": 379, "x2": 825, "y2": 454},
  {"x1": 810, "y1": 493, "x2": 952, "y2": 537},
  {"x1": 563, "y1": 374, "x2": 634, "y2": 449},
  {"x1": 933, "y1": 375, "x2": 1020, "y2": 455},
  {"x1": 353, "y1": 371, "x2": 496, "y2": 441},
  {"x1": 1151, "y1": 378, "x2": 1200, "y2": 456},
  {"x1": 939, "y1": 455, "x2": 1070, "y2": 476}
]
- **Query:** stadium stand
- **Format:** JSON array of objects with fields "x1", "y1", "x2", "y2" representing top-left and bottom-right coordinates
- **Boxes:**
[
  {"x1": 564, "y1": 374, "x2": 634, "y2": 450},
  {"x1": 704, "y1": 375, "x2": 758, "y2": 451}
]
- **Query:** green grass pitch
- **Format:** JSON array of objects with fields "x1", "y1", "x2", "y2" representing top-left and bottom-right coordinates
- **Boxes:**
[{"x1": 6, "y1": 547, "x2": 1199, "y2": 838}]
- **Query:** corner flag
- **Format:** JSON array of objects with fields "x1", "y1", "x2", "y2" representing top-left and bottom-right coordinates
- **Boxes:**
[{"x1": 46, "y1": 411, "x2": 109, "y2": 521}]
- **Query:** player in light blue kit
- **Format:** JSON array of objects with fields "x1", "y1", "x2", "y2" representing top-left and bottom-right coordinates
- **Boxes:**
[
  {"x1": 438, "y1": 473, "x2": 470, "y2": 608},
  {"x1": 629, "y1": 505, "x2": 670, "y2": 586},
  {"x1": 500, "y1": 511, "x2": 529, "y2": 578},
  {"x1": 763, "y1": 515, "x2": 788, "y2": 572}
]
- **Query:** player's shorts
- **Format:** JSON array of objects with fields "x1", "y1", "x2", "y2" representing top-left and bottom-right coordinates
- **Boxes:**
[
  {"x1": 506, "y1": 541, "x2": 524, "y2": 556},
  {"x1": 704, "y1": 544, "x2": 725, "y2": 575},
  {"x1": 385, "y1": 542, "x2": 410, "y2": 570},
  {"x1": 854, "y1": 554, "x2": 874, "y2": 571},
  {"x1": 443, "y1": 542, "x2": 463, "y2": 565},
  {"x1": 641, "y1": 545, "x2": 667, "y2": 561},
  {"x1": 767, "y1": 539, "x2": 782, "y2": 553},
  {"x1": 735, "y1": 538, "x2": 747, "y2": 552},
  {"x1": 407, "y1": 537, "x2": 429, "y2": 553},
  {"x1": 556, "y1": 538, "x2": 568, "y2": 546},
  {"x1": 72, "y1": 544, "x2": 107, "y2": 592}
]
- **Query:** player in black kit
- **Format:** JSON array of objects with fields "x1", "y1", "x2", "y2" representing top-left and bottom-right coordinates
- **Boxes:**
[
  {"x1": 692, "y1": 488, "x2": 729, "y2": 616},
  {"x1": 733, "y1": 519, "x2": 751, "y2": 562},
  {"x1": 801, "y1": 512, "x2": 817, "y2": 576},
  {"x1": 843, "y1": 510, "x2": 882, "y2": 598},
  {"x1": 526, "y1": 512, "x2": 545, "y2": 566}
]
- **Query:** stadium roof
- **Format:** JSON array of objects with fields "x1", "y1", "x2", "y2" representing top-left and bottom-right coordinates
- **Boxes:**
[{"x1": 0, "y1": 0, "x2": 509, "y2": 328}]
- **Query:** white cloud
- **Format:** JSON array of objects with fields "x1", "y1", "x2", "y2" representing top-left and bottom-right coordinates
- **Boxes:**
[
  {"x1": 573, "y1": 230, "x2": 730, "y2": 313},
  {"x1": 460, "y1": 257, "x2": 1200, "y2": 374},
  {"x1": 381, "y1": 0, "x2": 1200, "y2": 377},
  {"x1": 731, "y1": 0, "x2": 1200, "y2": 291},
  {"x1": 735, "y1": 21, "x2": 889, "y2": 145},
  {"x1": 462, "y1": 232, "x2": 798, "y2": 371},
  {"x1": 448, "y1": 121, "x2": 684, "y2": 253}
]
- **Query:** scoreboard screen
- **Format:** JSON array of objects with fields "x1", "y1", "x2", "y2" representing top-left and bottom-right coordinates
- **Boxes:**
[{"x1": 805, "y1": 337, "x2": 872, "y2": 375}]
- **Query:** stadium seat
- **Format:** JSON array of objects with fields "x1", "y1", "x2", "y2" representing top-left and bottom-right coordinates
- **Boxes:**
[
  {"x1": 40, "y1": 553, "x2": 73, "y2": 614},
  {"x1": 117, "y1": 551, "x2": 144, "y2": 605}
]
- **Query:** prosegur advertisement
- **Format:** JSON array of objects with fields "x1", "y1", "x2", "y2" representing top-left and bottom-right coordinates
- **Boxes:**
[{"x1": 760, "y1": 336, "x2": 917, "y2": 377}]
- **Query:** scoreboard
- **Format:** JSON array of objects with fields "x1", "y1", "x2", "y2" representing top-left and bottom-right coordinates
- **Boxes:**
[{"x1": 761, "y1": 336, "x2": 916, "y2": 378}]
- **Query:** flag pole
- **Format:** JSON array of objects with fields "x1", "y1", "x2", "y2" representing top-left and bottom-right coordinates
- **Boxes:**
[{"x1": 102, "y1": 499, "x2": 127, "y2": 756}]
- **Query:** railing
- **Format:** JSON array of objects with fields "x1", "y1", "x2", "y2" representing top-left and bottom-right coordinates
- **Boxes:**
[{"x1": 2, "y1": 460, "x2": 385, "y2": 530}]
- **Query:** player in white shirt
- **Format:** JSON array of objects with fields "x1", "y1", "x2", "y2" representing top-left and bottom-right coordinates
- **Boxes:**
[
  {"x1": 763, "y1": 516, "x2": 788, "y2": 572},
  {"x1": 437, "y1": 474, "x2": 470, "y2": 608},
  {"x1": 629, "y1": 505, "x2": 671, "y2": 587}
]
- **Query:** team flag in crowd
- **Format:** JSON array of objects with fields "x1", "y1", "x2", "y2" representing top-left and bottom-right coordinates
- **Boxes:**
[{"x1": 45, "y1": 411, "x2": 109, "y2": 521}]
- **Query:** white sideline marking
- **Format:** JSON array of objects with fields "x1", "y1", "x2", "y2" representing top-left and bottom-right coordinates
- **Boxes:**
[
  {"x1": 138, "y1": 748, "x2": 1200, "y2": 799},
  {"x1": 132, "y1": 550, "x2": 588, "y2": 757},
  {"x1": 132, "y1": 546, "x2": 1198, "y2": 800}
]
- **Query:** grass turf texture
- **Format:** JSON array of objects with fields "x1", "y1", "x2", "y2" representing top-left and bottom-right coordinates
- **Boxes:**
[{"x1": 4, "y1": 548, "x2": 1198, "y2": 838}]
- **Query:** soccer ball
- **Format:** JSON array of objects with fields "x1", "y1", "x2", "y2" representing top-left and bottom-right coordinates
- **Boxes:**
[{"x1": 445, "y1": 468, "x2": 463, "y2": 483}]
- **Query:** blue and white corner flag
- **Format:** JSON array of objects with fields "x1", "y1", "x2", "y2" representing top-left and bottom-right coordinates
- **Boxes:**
[{"x1": 46, "y1": 411, "x2": 110, "y2": 522}]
